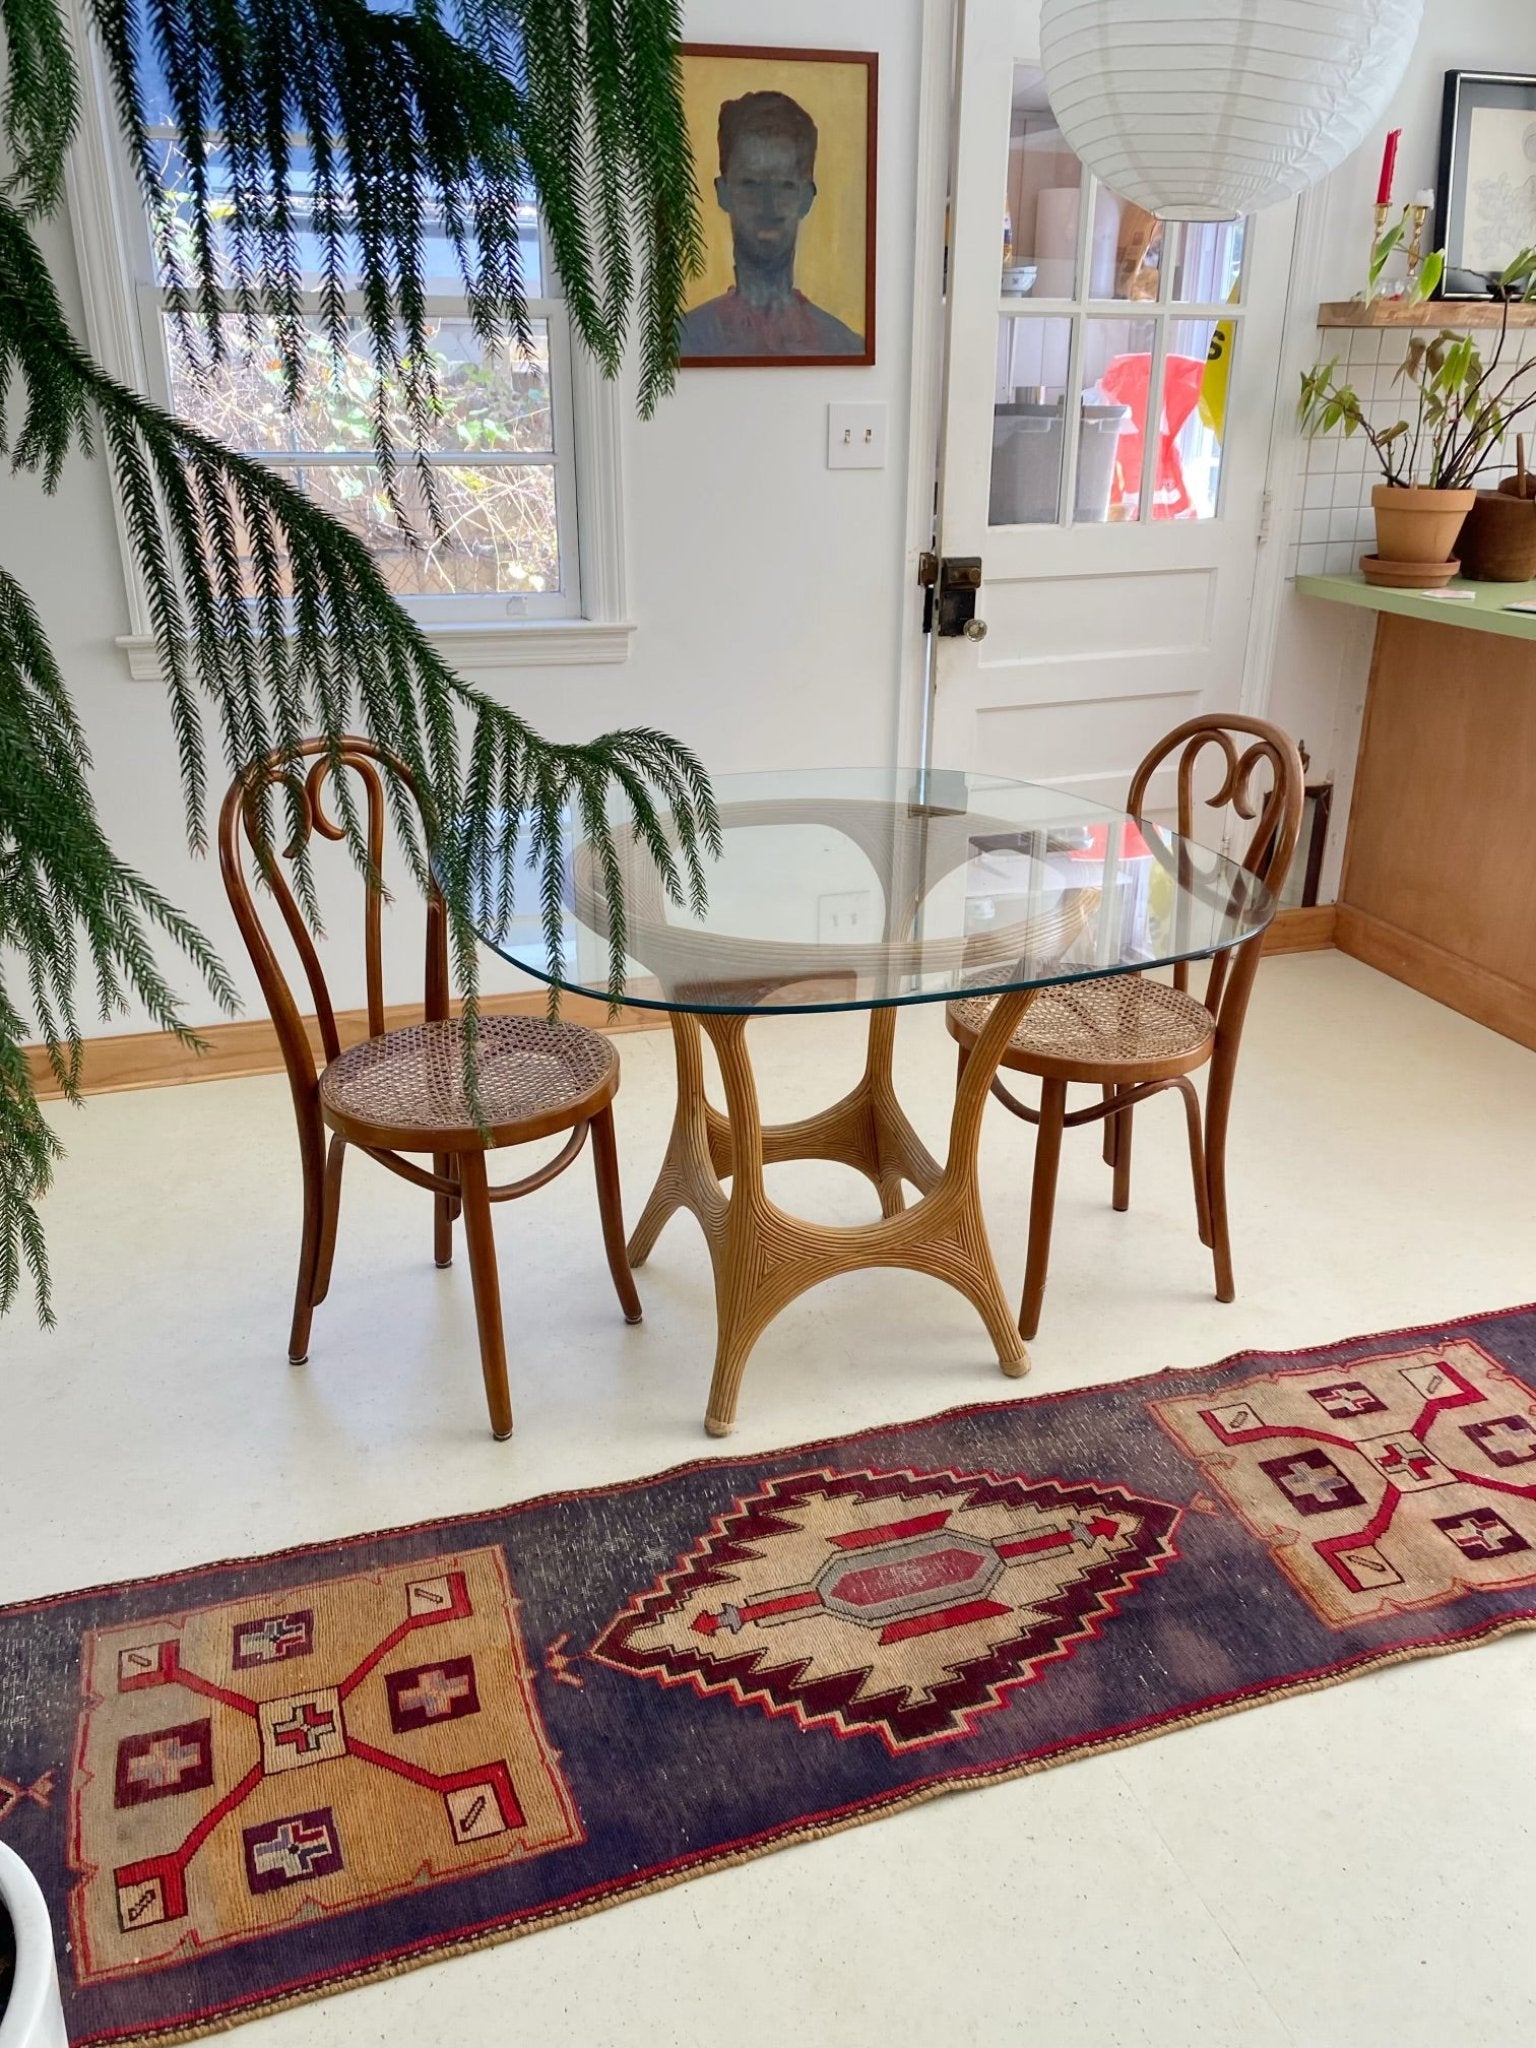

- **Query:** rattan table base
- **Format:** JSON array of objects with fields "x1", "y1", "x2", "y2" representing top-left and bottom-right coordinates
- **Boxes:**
[{"x1": 627, "y1": 994, "x2": 1035, "y2": 1434}]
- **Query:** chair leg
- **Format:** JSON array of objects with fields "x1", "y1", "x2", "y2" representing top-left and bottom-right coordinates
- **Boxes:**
[
  {"x1": 591, "y1": 1105, "x2": 643, "y2": 1325},
  {"x1": 1204, "y1": 1055, "x2": 1238, "y2": 1303},
  {"x1": 1175, "y1": 1077, "x2": 1214, "y2": 1248},
  {"x1": 457, "y1": 1148, "x2": 513, "y2": 1439},
  {"x1": 312, "y1": 1134, "x2": 347, "y2": 1305},
  {"x1": 288, "y1": 1129, "x2": 327, "y2": 1365},
  {"x1": 956, "y1": 1042, "x2": 970, "y2": 1087},
  {"x1": 1111, "y1": 1089, "x2": 1133, "y2": 1213},
  {"x1": 1101, "y1": 1084, "x2": 1116, "y2": 1165},
  {"x1": 1019, "y1": 1077, "x2": 1067, "y2": 1341},
  {"x1": 433, "y1": 1152, "x2": 454, "y2": 1268}
]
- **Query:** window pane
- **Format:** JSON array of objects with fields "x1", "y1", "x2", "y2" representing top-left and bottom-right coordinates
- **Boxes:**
[
  {"x1": 164, "y1": 314, "x2": 554, "y2": 456},
  {"x1": 1157, "y1": 318, "x2": 1230, "y2": 521},
  {"x1": 990, "y1": 315, "x2": 1072, "y2": 524},
  {"x1": 150, "y1": 137, "x2": 544, "y2": 295},
  {"x1": 1081, "y1": 318, "x2": 1155, "y2": 521},
  {"x1": 285, "y1": 463, "x2": 560, "y2": 595},
  {"x1": 1001, "y1": 66, "x2": 1082, "y2": 297},
  {"x1": 1087, "y1": 184, "x2": 1165, "y2": 302},
  {"x1": 1169, "y1": 218, "x2": 1246, "y2": 304}
]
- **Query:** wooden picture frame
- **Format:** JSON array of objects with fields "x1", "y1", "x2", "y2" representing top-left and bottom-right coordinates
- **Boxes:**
[
  {"x1": 677, "y1": 44, "x2": 877, "y2": 368},
  {"x1": 1436, "y1": 70, "x2": 1536, "y2": 298}
]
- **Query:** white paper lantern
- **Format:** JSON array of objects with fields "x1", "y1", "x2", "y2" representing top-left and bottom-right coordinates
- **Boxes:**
[{"x1": 1039, "y1": 0, "x2": 1423, "y2": 221}]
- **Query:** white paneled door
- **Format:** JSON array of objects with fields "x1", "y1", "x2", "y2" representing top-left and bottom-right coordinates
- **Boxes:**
[{"x1": 926, "y1": 0, "x2": 1295, "y2": 805}]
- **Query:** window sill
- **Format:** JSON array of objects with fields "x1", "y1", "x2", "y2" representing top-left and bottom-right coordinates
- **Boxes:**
[{"x1": 117, "y1": 617, "x2": 636, "y2": 682}]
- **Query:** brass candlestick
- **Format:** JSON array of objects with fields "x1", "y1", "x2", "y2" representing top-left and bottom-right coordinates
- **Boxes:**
[{"x1": 1369, "y1": 201, "x2": 1389, "y2": 301}]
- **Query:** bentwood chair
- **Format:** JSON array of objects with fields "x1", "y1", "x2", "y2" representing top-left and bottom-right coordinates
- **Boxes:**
[
  {"x1": 947, "y1": 715, "x2": 1303, "y2": 1337},
  {"x1": 218, "y1": 736, "x2": 642, "y2": 1439}
]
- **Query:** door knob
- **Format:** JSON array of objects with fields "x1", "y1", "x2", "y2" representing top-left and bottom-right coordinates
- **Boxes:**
[{"x1": 962, "y1": 617, "x2": 988, "y2": 642}]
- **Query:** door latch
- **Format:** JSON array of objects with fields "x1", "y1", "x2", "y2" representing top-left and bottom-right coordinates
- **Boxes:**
[{"x1": 919, "y1": 553, "x2": 986, "y2": 638}]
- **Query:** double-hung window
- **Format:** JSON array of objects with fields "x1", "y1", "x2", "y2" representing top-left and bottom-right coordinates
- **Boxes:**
[{"x1": 66, "y1": 6, "x2": 630, "y2": 669}]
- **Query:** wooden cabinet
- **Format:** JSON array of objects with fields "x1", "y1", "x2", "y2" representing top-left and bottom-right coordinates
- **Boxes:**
[{"x1": 1336, "y1": 609, "x2": 1536, "y2": 1051}]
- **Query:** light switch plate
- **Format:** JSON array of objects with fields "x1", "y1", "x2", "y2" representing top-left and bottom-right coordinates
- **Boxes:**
[{"x1": 827, "y1": 401, "x2": 887, "y2": 470}]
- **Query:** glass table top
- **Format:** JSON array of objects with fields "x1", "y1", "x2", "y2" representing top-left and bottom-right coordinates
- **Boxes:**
[{"x1": 471, "y1": 766, "x2": 1277, "y2": 1015}]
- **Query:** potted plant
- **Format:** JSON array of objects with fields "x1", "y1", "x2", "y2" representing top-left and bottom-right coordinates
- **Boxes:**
[
  {"x1": 0, "y1": 1845, "x2": 67, "y2": 2048},
  {"x1": 1299, "y1": 247, "x2": 1536, "y2": 587}
]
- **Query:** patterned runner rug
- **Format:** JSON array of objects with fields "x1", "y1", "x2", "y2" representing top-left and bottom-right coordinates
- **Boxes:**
[{"x1": 6, "y1": 1305, "x2": 1536, "y2": 2045}]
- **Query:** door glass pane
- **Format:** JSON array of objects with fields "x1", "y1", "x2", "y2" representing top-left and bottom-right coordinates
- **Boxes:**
[
  {"x1": 1169, "y1": 218, "x2": 1246, "y2": 304},
  {"x1": 990, "y1": 315, "x2": 1071, "y2": 524},
  {"x1": 1087, "y1": 183, "x2": 1166, "y2": 302},
  {"x1": 1157, "y1": 318, "x2": 1229, "y2": 520},
  {"x1": 1081, "y1": 317, "x2": 1155, "y2": 521},
  {"x1": 1001, "y1": 66, "x2": 1081, "y2": 297}
]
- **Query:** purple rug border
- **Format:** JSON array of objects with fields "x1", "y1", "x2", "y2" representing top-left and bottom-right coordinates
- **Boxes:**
[{"x1": 8, "y1": 1298, "x2": 1532, "y2": 1620}]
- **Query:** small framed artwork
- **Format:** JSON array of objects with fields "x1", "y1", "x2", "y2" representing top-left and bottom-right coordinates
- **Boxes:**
[
  {"x1": 1436, "y1": 70, "x2": 1536, "y2": 297},
  {"x1": 677, "y1": 43, "x2": 877, "y2": 367}
]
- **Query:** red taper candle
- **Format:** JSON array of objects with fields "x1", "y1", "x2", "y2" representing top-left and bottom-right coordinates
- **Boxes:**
[{"x1": 1377, "y1": 129, "x2": 1401, "y2": 208}]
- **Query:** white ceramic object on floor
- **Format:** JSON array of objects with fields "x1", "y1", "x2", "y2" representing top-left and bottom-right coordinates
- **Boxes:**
[{"x1": 0, "y1": 1845, "x2": 67, "y2": 2048}]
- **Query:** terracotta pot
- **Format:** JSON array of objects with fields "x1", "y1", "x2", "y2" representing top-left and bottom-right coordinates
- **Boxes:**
[
  {"x1": 1371, "y1": 484, "x2": 1477, "y2": 567},
  {"x1": 1358, "y1": 553, "x2": 1460, "y2": 590},
  {"x1": 1457, "y1": 489, "x2": 1536, "y2": 582}
]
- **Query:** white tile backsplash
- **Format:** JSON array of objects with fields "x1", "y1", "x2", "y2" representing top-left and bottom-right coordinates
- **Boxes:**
[
  {"x1": 1291, "y1": 316, "x2": 1536, "y2": 579},
  {"x1": 1294, "y1": 317, "x2": 1531, "y2": 577}
]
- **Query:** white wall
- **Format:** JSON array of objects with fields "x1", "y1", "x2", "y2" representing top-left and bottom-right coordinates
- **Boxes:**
[
  {"x1": 1263, "y1": 0, "x2": 1536, "y2": 892},
  {"x1": 25, "y1": 0, "x2": 1528, "y2": 1042},
  {"x1": 9, "y1": 0, "x2": 927, "y2": 1036}
]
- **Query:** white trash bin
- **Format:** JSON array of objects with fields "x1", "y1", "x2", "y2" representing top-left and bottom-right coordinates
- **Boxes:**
[
  {"x1": 0, "y1": 1845, "x2": 67, "y2": 2048},
  {"x1": 988, "y1": 400, "x2": 1129, "y2": 526}
]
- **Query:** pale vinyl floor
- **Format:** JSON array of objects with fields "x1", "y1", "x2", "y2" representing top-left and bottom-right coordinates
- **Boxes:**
[{"x1": 5, "y1": 951, "x2": 1536, "y2": 2048}]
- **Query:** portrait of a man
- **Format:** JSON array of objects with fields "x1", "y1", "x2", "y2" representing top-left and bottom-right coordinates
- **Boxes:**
[{"x1": 677, "y1": 46, "x2": 877, "y2": 368}]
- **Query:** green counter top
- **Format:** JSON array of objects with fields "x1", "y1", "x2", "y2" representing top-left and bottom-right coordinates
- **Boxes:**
[{"x1": 1295, "y1": 571, "x2": 1536, "y2": 642}]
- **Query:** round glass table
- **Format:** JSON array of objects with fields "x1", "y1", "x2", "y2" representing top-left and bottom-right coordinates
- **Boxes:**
[{"x1": 475, "y1": 767, "x2": 1277, "y2": 1435}]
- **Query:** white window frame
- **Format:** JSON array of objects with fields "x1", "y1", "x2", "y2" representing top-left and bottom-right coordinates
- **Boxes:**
[{"x1": 62, "y1": 4, "x2": 634, "y2": 677}]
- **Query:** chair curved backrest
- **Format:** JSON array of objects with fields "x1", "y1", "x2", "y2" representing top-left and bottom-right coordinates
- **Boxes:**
[
  {"x1": 1126, "y1": 713, "x2": 1304, "y2": 1021},
  {"x1": 217, "y1": 737, "x2": 448, "y2": 1126}
]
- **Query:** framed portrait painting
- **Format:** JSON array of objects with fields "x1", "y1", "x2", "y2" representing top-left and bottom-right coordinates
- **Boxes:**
[
  {"x1": 677, "y1": 44, "x2": 877, "y2": 368},
  {"x1": 1436, "y1": 71, "x2": 1536, "y2": 297}
]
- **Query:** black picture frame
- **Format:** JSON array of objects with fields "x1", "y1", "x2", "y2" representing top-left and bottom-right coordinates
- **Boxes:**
[{"x1": 1436, "y1": 70, "x2": 1536, "y2": 299}]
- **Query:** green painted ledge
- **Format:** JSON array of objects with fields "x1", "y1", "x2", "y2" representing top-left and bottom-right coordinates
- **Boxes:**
[{"x1": 1295, "y1": 571, "x2": 1536, "y2": 643}]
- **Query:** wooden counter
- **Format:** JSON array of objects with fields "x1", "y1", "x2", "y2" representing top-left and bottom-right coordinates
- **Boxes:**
[{"x1": 1298, "y1": 574, "x2": 1536, "y2": 1051}]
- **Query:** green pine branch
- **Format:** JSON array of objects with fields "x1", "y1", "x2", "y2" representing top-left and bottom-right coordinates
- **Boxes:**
[
  {"x1": 88, "y1": 0, "x2": 701, "y2": 428},
  {"x1": 0, "y1": 0, "x2": 716, "y2": 1321},
  {"x1": 0, "y1": 564, "x2": 241, "y2": 1321},
  {"x1": 0, "y1": 0, "x2": 77, "y2": 212}
]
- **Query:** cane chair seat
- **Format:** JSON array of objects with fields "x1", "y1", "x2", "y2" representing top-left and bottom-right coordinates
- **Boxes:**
[
  {"x1": 320, "y1": 1013, "x2": 619, "y2": 1149},
  {"x1": 948, "y1": 976, "x2": 1216, "y2": 1083}
]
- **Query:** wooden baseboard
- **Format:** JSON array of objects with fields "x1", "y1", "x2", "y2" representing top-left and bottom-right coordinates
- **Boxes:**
[
  {"x1": 27, "y1": 904, "x2": 1344, "y2": 1104},
  {"x1": 1264, "y1": 904, "x2": 1338, "y2": 954},
  {"x1": 1335, "y1": 904, "x2": 1536, "y2": 1054},
  {"x1": 25, "y1": 987, "x2": 667, "y2": 1102}
]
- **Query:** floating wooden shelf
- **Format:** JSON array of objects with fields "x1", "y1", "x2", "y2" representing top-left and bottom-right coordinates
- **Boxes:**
[{"x1": 1318, "y1": 300, "x2": 1536, "y2": 328}]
